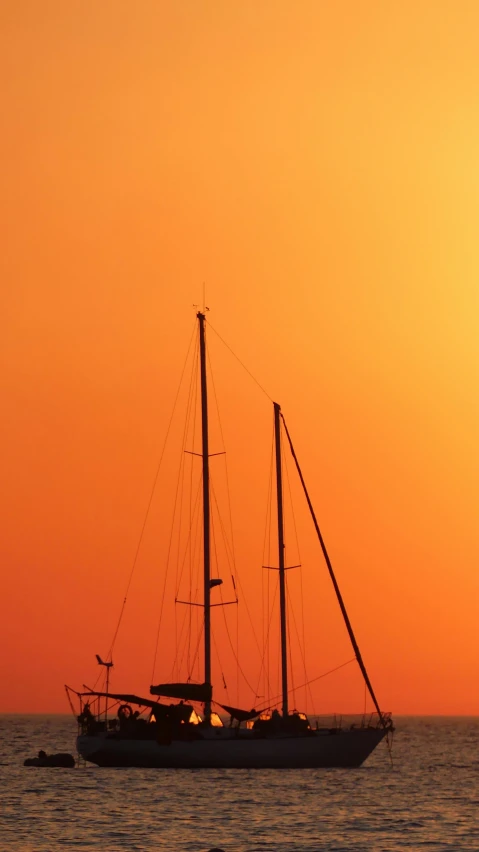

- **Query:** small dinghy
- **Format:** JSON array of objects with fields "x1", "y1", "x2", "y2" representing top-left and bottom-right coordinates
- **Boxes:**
[{"x1": 24, "y1": 750, "x2": 75, "y2": 768}]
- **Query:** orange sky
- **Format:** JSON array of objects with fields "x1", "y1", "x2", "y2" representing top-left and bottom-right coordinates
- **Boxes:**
[{"x1": 1, "y1": 0, "x2": 479, "y2": 715}]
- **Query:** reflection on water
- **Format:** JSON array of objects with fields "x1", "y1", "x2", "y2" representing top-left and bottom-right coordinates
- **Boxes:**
[{"x1": 1, "y1": 715, "x2": 479, "y2": 851}]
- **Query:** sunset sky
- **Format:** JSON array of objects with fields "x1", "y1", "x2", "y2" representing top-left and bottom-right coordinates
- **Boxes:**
[{"x1": 2, "y1": 0, "x2": 479, "y2": 716}]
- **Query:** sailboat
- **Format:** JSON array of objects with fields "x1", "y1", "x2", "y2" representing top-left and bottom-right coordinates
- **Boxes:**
[{"x1": 69, "y1": 311, "x2": 392, "y2": 768}]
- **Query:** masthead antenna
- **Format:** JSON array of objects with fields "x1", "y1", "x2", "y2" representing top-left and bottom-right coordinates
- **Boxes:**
[
  {"x1": 193, "y1": 285, "x2": 209, "y2": 315},
  {"x1": 202, "y1": 281, "x2": 209, "y2": 313}
]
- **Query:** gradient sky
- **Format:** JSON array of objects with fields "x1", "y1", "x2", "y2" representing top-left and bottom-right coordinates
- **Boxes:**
[{"x1": 1, "y1": 0, "x2": 479, "y2": 715}]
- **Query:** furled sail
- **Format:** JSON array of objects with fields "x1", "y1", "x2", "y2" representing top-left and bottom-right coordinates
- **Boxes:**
[
  {"x1": 80, "y1": 690, "x2": 195, "y2": 722},
  {"x1": 219, "y1": 703, "x2": 260, "y2": 722},
  {"x1": 80, "y1": 691, "x2": 161, "y2": 710},
  {"x1": 150, "y1": 682, "x2": 212, "y2": 703}
]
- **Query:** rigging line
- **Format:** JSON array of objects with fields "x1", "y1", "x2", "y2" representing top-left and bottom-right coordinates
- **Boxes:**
[
  {"x1": 177, "y1": 591, "x2": 202, "y2": 679},
  {"x1": 205, "y1": 343, "x2": 241, "y2": 687},
  {"x1": 262, "y1": 430, "x2": 275, "y2": 572},
  {"x1": 206, "y1": 344, "x2": 243, "y2": 699},
  {"x1": 212, "y1": 628, "x2": 231, "y2": 706},
  {"x1": 266, "y1": 555, "x2": 270, "y2": 704},
  {"x1": 207, "y1": 346, "x2": 239, "y2": 587},
  {"x1": 91, "y1": 665, "x2": 105, "y2": 692},
  {"x1": 210, "y1": 477, "x2": 239, "y2": 656},
  {"x1": 190, "y1": 358, "x2": 198, "y2": 663},
  {"x1": 286, "y1": 583, "x2": 315, "y2": 715},
  {"x1": 175, "y1": 476, "x2": 202, "y2": 601},
  {"x1": 253, "y1": 574, "x2": 278, "y2": 703},
  {"x1": 266, "y1": 427, "x2": 275, "y2": 700},
  {"x1": 174, "y1": 452, "x2": 187, "y2": 677},
  {"x1": 282, "y1": 434, "x2": 310, "y2": 712},
  {"x1": 209, "y1": 474, "x2": 257, "y2": 700},
  {"x1": 174, "y1": 343, "x2": 200, "y2": 593},
  {"x1": 209, "y1": 471, "x2": 264, "y2": 666},
  {"x1": 152, "y1": 332, "x2": 200, "y2": 683},
  {"x1": 174, "y1": 593, "x2": 178, "y2": 682},
  {"x1": 209, "y1": 478, "x2": 241, "y2": 702},
  {"x1": 287, "y1": 587, "x2": 296, "y2": 711},
  {"x1": 207, "y1": 321, "x2": 273, "y2": 402},
  {"x1": 255, "y1": 658, "x2": 356, "y2": 712},
  {"x1": 192, "y1": 475, "x2": 202, "y2": 683},
  {"x1": 108, "y1": 319, "x2": 197, "y2": 663},
  {"x1": 268, "y1": 410, "x2": 277, "y2": 700},
  {"x1": 210, "y1": 476, "x2": 221, "y2": 583},
  {"x1": 176, "y1": 504, "x2": 203, "y2": 679},
  {"x1": 232, "y1": 569, "x2": 264, "y2": 665},
  {"x1": 171, "y1": 344, "x2": 198, "y2": 679},
  {"x1": 219, "y1": 599, "x2": 257, "y2": 697},
  {"x1": 236, "y1": 584, "x2": 239, "y2": 706},
  {"x1": 277, "y1": 603, "x2": 281, "y2": 706},
  {"x1": 186, "y1": 622, "x2": 204, "y2": 683},
  {"x1": 280, "y1": 413, "x2": 387, "y2": 729},
  {"x1": 174, "y1": 332, "x2": 199, "y2": 600},
  {"x1": 64, "y1": 686, "x2": 77, "y2": 719},
  {"x1": 187, "y1": 332, "x2": 199, "y2": 675},
  {"x1": 282, "y1": 422, "x2": 302, "y2": 567},
  {"x1": 176, "y1": 608, "x2": 193, "y2": 680},
  {"x1": 261, "y1": 537, "x2": 266, "y2": 702},
  {"x1": 209, "y1": 477, "x2": 234, "y2": 572},
  {"x1": 169, "y1": 603, "x2": 190, "y2": 682},
  {"x1": 261, "y1": 427, "x2": 275, "y2": 701},
  {"x1": 299, "y1": 558, "x2": 309, "y2": 713}
]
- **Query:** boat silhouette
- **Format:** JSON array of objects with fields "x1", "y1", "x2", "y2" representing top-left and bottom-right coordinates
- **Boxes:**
[{"x1": 67, "y1": 311, "x2": 392, "y2": 768}]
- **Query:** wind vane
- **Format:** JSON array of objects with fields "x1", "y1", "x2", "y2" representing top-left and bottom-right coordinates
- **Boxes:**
[{"x1": 193, "y1": 281, "x2": 209, "y2": 314}]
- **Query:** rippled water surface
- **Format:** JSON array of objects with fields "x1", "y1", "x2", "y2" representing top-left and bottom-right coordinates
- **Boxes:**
[{"x1": 2, "y1": 715, "x2": 479, "y2": 851}]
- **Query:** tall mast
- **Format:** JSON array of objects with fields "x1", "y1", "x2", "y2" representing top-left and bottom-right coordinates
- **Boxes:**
[
  {"x1": 198, "y1": 311, "x2": 212, "y2": 723},
  {"x1": 274, "y1": 402, "x2": 289, "y2": 718}
]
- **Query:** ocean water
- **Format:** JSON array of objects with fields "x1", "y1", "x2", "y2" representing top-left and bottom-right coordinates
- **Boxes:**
[{"x1": 1, "y1": 715, "x2": 478, "y2": 851}]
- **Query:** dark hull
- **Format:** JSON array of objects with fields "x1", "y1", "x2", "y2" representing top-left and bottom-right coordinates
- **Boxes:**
[{"x1": 78, "y1": 727, "x2": 388, "y2": 768}]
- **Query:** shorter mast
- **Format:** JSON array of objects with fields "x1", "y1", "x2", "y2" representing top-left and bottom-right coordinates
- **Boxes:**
[
  {"x1": 280, "y1": 413, "x2": 386, "y2": 728},
  {"x1": 274, "y1": 402, "x2": 288, "y2": 718}
]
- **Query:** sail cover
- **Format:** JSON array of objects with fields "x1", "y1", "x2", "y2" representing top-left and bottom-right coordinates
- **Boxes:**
[
  {"x1": 150, "y1": 682, "x2": 212, "y2": 703},
  {"x1": 81, "y1": 690, "x2": 197, "y2": 722},
  {"x1": 219, "y1": 703, "x2": 260, "y2": 722},
  {"x1": 81, "y1": 691, "x2": 162, "y2": 711}
]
